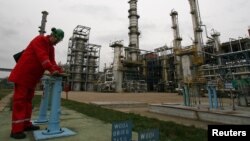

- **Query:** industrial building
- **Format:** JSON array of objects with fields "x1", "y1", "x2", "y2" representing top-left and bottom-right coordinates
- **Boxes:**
[
  {"x1": 63, "y1": 0, "x2": 250, "y2": 106},
  {"x1": 66, "y1": 25, "x2": 101, "y2": 91}
]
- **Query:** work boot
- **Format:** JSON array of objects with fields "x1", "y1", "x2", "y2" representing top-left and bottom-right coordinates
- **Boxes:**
[
  {"x1": 24, "y1": 125, "x2": 40, "y2": 131},
  {"x1": 10, "y1": 132, "x2": 26, "y2": 139}
]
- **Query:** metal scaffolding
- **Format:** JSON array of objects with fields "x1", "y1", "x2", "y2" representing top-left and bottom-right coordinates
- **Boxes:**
[{"x1": 66, "y1": 25, "x2": 101, "y2": 91}]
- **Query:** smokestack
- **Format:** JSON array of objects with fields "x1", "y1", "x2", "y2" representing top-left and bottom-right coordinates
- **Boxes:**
[
  {"x1": 39, "y1": 11, "x2": 48, "y2": 35},
  {"x1": 128, "y1": 0, "x2": 140, "y2": 61}
]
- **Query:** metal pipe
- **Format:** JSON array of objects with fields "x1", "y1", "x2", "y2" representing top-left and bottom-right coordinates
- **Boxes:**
[
  {"x1": 201, "y1": 25, "x2": 213, "y2": 40},
  {"x1": 218, "y1": 48, "x2": 250, "y2": 56},
  {"x1": 238, "y1": 37, "x2": 243, "y2": 51},
  {"x1": 229, "y1": 38, "x2": 236, "y2": 52}
]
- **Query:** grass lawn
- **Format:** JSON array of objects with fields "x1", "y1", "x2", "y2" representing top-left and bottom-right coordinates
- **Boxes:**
[{"x1": 33, "y1": 95, "x2": 207, "y2": 141}]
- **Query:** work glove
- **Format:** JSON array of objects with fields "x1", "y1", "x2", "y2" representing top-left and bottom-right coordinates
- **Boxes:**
[
  {"x1": 51, "y1": 70, "x2": 60, "y2": 76},
  {"x1": 54, "y1": 65, "x2": 64, "y2": 73}
]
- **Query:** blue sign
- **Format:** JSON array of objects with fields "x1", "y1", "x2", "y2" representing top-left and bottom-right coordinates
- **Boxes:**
[
  {"x1": 225, "y1": 83, "x2": 233, "y2": 89},
  {"x1": 112, "y1": 120, "x2": 132, "y2": 141},
  {"x1": 138, "y1": 129, "x2": 159, "y2": 141}
]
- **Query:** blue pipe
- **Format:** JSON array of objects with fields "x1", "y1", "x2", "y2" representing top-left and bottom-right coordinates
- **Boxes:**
[
  {"x1": 183, "y1": 85, "x2": 190, "y2": 106},
  {"x1": 34, "y1": 76, "x2": 50, "y2": 124},
  {"x1": 43, "y1": 76, "x2": 64, "y2": 135},
  {"x1": 207, "y1": 85, "x2": 218, "y2": 109}
]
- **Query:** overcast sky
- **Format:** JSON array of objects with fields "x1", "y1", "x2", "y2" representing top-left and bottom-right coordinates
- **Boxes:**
[{"x1": 0, "y1": 0, "x2": 250, "y2": 78}]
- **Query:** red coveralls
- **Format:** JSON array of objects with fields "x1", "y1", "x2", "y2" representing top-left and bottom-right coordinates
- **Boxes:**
[{"x1": 8, "y1": 35, "x2": 62, "y2": 133}]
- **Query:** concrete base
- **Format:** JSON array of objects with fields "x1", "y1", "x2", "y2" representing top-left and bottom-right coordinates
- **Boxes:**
[
  {"x1": 33, "y1": 128, "x2": 76, "y2": 141},
  {"x1": 149, "y1": 104, "x2": 250, "y2": 124}
]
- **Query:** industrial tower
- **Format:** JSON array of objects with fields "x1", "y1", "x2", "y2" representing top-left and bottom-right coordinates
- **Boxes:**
[
  {"x1": 123, "y1": 0, "x2": 143, "y2": 82},
  {"x1": 108, "y1": 0, "x2": 147, "y2": 92},
  {"x1": 170, "y1": 10, "x2": 183, "y2": 90},
  {"x1": 38, "y1": 11, "x2": 48, "y2": 35},
  {"x1": 127, "y1": 0, "x2": 140, "y2": 61},
  {"x1": 67, "y1": 25, "x2": 101, "y2": 91}
]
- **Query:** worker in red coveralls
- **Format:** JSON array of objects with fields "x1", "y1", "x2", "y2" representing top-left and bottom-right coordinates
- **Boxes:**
[{"x1": 8, "y1": 27, "x2": 64, "y2": 139}]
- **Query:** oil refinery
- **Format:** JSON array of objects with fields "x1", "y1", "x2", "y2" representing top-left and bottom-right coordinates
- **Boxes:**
[{"x1": 58, "y1": 0, "x2": 250, "y2": 108}]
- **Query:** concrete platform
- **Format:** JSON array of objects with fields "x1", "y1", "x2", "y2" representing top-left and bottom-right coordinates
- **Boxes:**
[
  {"x1": 149, "y1": 103, "x2": 250, "y2": 124},
  {"x1": 0, "y1": 107, "x2": 138, "y2": 141}
]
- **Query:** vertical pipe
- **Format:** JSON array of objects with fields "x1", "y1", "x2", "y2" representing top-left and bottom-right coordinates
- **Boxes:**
[
  {"x1": 248, "y1": 26, "x2": 250, "y2": 37},
  {"x1": 163, "y1": 59, "x2": 168, "y2": 83},
  {"x1": 211, "y1": 86, "x2": 218, "y2": 109},
  {"x1": 207, "y1": 86, "x2": 213, "y2": 109},
  {"x1": 43, "y1": 77, "x2": 63, "y2": 135},
  {"x1": 238, "y1": 37, "x2": 242, "y2": 51},
  {"x1": 34, "y1": 76, "x2": 50, "y2": 124},
  {"x1": 183, "y1": 85, "x2": 190, "y2": 106}
]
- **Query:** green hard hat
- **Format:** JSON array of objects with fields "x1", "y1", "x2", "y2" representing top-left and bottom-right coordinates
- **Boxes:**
[{"x1": 51, "y1": 27, "x2": 64, "y2": 41}]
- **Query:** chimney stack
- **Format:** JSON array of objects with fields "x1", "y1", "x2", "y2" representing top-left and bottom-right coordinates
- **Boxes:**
[{"x1": 39, "y1": 11, "x2": 48, "y2": 35}]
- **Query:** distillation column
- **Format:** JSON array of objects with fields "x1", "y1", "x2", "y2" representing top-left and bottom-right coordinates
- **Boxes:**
[
  {"x1": 170, "y1": 10, "x2": 183, "y2": 89},
  {"x1": 73, "y1": 38, "x2": 86, "y2": 91},
  {"x1": 110, "y1": 41, "x2": 124, "y2": 92},
  {"x1": 211, "y1": 31, "x2": 221, "y2": 65},
  {"x1": 128, "y1": 0, "x2": 140, "y2": 61},
  {"x1": 85, "y1": 45, "x2": 101, "y2": 91},
  {"x1": 188, "y1": 0, "x2": 204, "y2": 106},
  {"x1": 188, "y1": 0, "x2": 203, "y2": 54},
  {"x1": 39, "y1": 11, "x2": 48, "y2": 35},
  {"x1": 67, "y1": 26, "x2": 91, "y2": 91}
]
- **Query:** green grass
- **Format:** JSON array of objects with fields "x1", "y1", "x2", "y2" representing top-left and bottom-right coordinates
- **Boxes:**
[
  {"x1": 0, "y1": 89, "x2": 12, "y2": 99},
  {"x1": 33, "y1": 95, "x2": 207, "y2": 141}
]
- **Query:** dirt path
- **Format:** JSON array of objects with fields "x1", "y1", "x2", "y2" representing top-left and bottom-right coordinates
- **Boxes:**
[{"x1": 61, "y1": 92, "x2": 183, "y2": 104}]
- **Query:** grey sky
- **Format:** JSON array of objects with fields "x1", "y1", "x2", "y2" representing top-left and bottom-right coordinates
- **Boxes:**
[{"x1": 0, "y1": 0, "x2": 250, "y2": 78}]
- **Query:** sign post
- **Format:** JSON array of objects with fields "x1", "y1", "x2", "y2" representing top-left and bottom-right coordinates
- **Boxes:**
[
  {"x1": 112, "y1": 120, "x2": 132, "y2": 141},
  {"x1": 138, "y1": 129, "x2": 159, "y2": 141}
]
